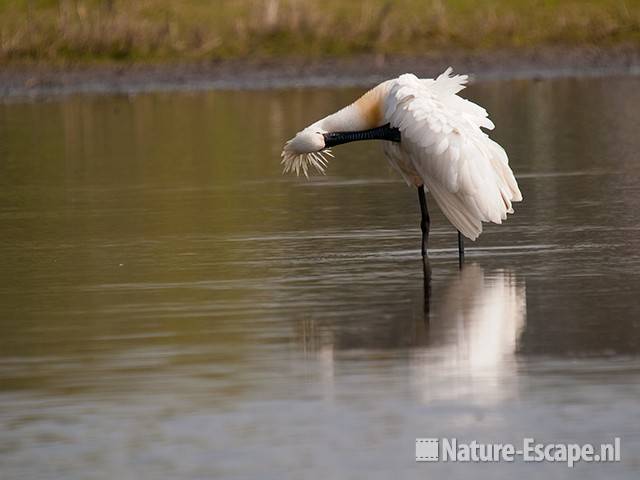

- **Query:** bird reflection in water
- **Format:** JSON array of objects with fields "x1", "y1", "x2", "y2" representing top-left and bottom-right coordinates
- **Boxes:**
[
  {"x1": 416, "y1": 260, "x2": 527, "y2": 403},
  {"x1": 297, "y1": 260, "x2": 526, "y2": 403}
]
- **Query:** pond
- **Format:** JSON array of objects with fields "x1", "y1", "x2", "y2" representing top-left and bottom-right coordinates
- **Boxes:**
[{"x1": 1, "y1": 75, "x2": 640, "y2": 478}]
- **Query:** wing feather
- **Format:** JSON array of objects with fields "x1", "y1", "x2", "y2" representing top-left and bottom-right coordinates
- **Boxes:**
[{"x1": 384, "y1": 71, "x2": 522, "y2": 240}]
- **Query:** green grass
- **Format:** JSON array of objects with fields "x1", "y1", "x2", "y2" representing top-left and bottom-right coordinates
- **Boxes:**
[{"x1": 0, "y1": 0, "x2": 639, "y2": 63}]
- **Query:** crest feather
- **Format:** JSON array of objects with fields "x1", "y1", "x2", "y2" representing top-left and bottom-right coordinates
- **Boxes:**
[{"x1": 281, "y1": 148, "x2": 334, "y2": 178}]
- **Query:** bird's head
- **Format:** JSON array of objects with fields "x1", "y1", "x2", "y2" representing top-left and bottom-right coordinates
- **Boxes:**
[
  {"x1": 281, "y1": 126, "x2": 333, "y2": 178},
  {"x1": 281, "y1": 79, "x2": 396, "y2": 178}
]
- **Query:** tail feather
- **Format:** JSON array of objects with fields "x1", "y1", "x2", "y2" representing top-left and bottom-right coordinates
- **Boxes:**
[
  {"x1": 426, "y1": 146, "x2": 521, "y2": 241},
  {"x1": 427, "y1": 182, "x2": 483, "y2": 240},
  {"x1": 486, "y1": 139, "x2": 523, "y2": 203}
]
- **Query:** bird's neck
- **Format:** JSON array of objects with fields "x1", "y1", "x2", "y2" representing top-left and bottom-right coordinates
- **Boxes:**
[{"x1": 315, "y1": 80, "x2": 392, "y2": 133}]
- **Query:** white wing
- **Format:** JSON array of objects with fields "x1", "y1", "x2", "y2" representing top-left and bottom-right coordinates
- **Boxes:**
[{"x1": 384, "y1": 69, "x2": 522, "y2": 240}]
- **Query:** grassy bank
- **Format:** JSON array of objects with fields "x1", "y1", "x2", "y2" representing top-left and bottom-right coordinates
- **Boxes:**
[{"x1": 1, "y1": 0, "x2": 639, "y2": 63}]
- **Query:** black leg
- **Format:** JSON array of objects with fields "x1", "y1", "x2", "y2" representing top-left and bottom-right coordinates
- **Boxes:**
[
  {"x1": 457, "y1": 231, "x2": 465, "y2": 268},
  {"x1": 417, "y1": 185, "x2": 430, "y2": 257}
]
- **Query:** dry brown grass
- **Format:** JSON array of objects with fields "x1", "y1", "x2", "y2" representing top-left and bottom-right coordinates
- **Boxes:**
[{"x1": 0, "y1": 0, "x2": 638, "y2": 63}]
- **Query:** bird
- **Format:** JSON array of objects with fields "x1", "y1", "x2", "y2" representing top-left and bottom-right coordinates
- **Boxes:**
[{"x1": 281, "y1": 68, "x2": 522, "y2": 263}]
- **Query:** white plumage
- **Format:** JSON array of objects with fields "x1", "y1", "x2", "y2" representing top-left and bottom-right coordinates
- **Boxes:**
[{"x1": 282, "y1": 68, "x2": 522, "y2": 241}]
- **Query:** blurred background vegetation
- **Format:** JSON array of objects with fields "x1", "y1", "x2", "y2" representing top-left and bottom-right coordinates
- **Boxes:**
[{"x1": 0, "y1": 0, "x2": 639, "y2": 63}]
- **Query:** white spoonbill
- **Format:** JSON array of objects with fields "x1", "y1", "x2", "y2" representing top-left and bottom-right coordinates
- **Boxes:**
[{"x1": 281, "y1": 68, "x2": 522, "y2": 261}]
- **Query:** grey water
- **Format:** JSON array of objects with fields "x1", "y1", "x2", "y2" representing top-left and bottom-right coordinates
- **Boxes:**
[{"x1": 1, "y1": 76, "x2": 640, "y2": 479}]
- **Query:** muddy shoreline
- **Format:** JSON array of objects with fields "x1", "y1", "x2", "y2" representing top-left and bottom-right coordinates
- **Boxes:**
[{"x1": 1, "y1": 45, "x2": 639, "y2": 99}]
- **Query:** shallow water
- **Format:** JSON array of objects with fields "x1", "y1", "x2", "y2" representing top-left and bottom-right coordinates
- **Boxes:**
[{"x1": 1, "y1": 76, "x2": 640, "y2": 479}]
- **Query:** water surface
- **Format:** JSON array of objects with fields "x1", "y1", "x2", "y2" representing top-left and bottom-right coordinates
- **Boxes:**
[{"x1": 1, "y1": 76, "x2": 640, "y2": 478}]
